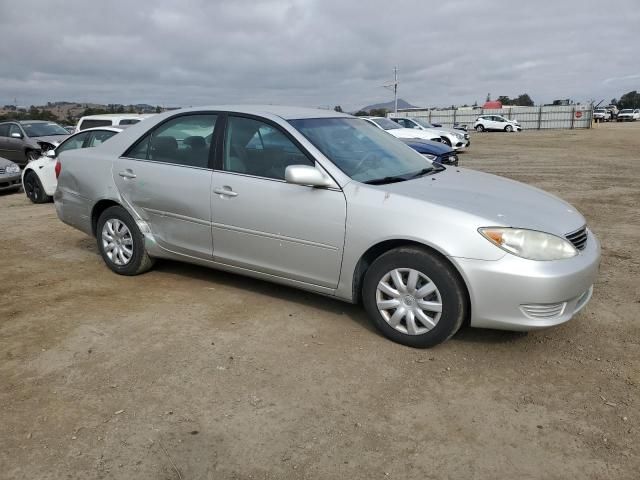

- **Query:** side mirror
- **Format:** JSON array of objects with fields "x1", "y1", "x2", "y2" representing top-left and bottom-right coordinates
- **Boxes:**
[
  {"x1": 285, "y1": 165, "x2": 333, "y2": 188},
  {"x1": 44, "y1": 150, "x2": 56, "y2": 158},
  {"x1": 10, "y1": 132, "x2": 23, "y2": 139}
]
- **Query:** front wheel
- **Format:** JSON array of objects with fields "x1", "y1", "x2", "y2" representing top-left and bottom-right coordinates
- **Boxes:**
[
  {"x1": 362, "y1": 247, "x2": 468, "y2": 348},
  {"x1": 441, "y1": 136, "x2": 452, "y2": 147},
  {"x1": 505, "y1": 125, "x2": 513, "y2": 132},
  {"x1": 23, "y1": 171, "x2": 51, "y2": 204},
  {"x1": 475, "y1": 124, "x2": 485, "y2": 132},
  {"x1": 96, "y1": 206, "x2": 155, "y2": 275}
]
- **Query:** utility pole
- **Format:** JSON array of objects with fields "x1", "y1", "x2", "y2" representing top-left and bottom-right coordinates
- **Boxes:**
[{"x1": 383, "y1": 66, "x2": 399, "y2": 114}]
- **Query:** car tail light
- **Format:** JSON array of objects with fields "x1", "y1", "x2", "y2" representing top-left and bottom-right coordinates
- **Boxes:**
[{"x1": 55, "y1": 160, "x2": 61, "y2": 179}]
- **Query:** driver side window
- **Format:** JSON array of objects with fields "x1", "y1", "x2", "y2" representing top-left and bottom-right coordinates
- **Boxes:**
[{"x1": 9, "y1": 124, "x2": 23, "y2": 137}]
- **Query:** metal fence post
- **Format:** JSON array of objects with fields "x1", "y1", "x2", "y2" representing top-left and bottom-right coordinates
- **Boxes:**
[
  {"x1": 570, "y1": 106, "x2": 575, "y2": 129},
  {"x1": 453, "y1": 108, "x2": 457, "y2": 127},
  {"x1": 428, "y1": 110, "x2": 432, "y2": 123},
  {"x1": 537, "y1": 106, "x2": 542, "y2": 130}
]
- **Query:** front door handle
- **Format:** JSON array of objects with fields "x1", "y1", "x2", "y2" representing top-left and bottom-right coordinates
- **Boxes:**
[
  {"x1": 118, "y1": 170, "x2": 136, "y2": 179},
  {"x1": 213, "y1": 187, "x2": 238, "y2": 197}
]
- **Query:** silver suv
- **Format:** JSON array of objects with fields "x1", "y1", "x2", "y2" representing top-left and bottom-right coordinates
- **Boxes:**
[
  {"x1": 54, "y1": 106, "x2": 599, "y2": 347},
  {"x1": 0, "y1": 120, "x2": 70, "y2": 166}
]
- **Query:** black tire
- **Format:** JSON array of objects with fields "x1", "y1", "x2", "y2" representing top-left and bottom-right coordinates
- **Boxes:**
[
  {"x1": 505, "y1": 125, "x2": 513, "y2": 132},
  {"x1": 475, "y1": 124, "x2": 485, "y2": 132},
  {"x1": 441, "y1": 136, "x2": 452, "y2": 147},
  {"x1": 362, "y1": 247, "x2": 468, "y2": 348},
  {"x1": 23, "y1": 171, "x2": 52, "y2": 204},
  {"x1": 96, "y1": 206, "x2": 155, "y2": 276}
]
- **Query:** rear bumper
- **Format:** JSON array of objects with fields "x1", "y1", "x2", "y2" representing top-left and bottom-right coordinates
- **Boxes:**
[
  {"x1": 451, "y1": 230, "x2": 600, "y2": 331},
  {"x1": 0, "y1": 173, "x2": 22, "y2": 191}
]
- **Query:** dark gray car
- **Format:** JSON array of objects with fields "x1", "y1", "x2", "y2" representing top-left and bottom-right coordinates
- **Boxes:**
[
  {"x1": 0, "y1": 156, "x2": 22, "y2": 192},
  {"x1": 0, "y1": 120, "x2": 70, "y2": 166}
]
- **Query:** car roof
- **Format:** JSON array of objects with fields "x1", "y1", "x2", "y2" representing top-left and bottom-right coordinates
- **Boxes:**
[
  {"x1": 73, "y1": 126, "x2": 123, "y2": 133},
  {"x1": 78, "y1": 113, "x2": 155, "y2": 119},
  {"x1": 169, "y1": 105, "x2": 353, "y2": 120}
]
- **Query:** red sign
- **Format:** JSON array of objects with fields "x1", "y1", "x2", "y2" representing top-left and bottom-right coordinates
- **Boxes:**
[{"x1": 575, "y1": 111, "x2": 583, "y2": 118}]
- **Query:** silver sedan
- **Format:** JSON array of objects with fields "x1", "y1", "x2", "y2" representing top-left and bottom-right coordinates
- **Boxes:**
[{"x1": 54, "y1": 106, "x2": 600, "y2": 347}]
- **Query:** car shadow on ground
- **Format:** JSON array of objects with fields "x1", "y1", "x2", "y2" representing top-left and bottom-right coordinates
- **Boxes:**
[
  {"x1": 151, "y1": 259, "x2": 377, "y2": 334},
  {"x1": 77, "y1": 238, "x2": 533, "y2": 346}
]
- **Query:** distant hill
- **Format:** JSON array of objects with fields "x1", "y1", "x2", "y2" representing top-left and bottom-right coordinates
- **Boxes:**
[{"x1": 357, "y1": 98, "x2": 417, "y2": 113}]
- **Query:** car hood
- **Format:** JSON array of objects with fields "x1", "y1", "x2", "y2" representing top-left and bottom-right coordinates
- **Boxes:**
[
  {"x1": 387, "y1": 128, "x2": 440, "y2": 140},
  {"x1": 30, "y1": 135, "x2": 69, "y2": 146},
  {"x1": 401, "y1": 139, "x2": 452, "y2": 155},
  {"x1": 376, "y1": 167, "x2": 585, "y2": 236},
  {"x1": 0, "y1": 156, "x2": 18, "y2": 168}
]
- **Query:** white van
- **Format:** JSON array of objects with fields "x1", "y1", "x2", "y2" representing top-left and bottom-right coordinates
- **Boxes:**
[{"x1": 75, "y1": 114, "x2": 155, "y2": 132}]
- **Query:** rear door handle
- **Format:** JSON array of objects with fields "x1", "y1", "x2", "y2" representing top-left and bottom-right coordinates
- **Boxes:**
[
  {"x1": 213, "y1": 187, "x2": 238, "y2": 197},
  {"x1": 118, "y1": 170, "x2": 136, "y2": 179}
]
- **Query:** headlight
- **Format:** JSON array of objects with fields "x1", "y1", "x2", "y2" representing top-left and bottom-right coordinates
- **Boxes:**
[
  {"x1": 422, "y1": 153, "x2": 437, "y2": 160},
  {"x1": 479, "y1": 227, "x2": 578, "y2": 261},
  {"x1": 453, "y1": 132, "x2": 464, "y2": 139},
  {"x1": 5, "y1": 163, "x2": 20, "y2": 174}
]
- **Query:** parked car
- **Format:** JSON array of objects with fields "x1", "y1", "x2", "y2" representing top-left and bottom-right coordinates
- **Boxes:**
[
  {"x1": 616, "y1": 109, "x2": 640, "y2": 121},
  {"x1": 593, "y1": 108, "x2": 612, "y2": 122},
  {"x1": 0, "y1": 156, "x2": 22, "y2": 193},
  {"x1": 63, "y1": 125, "x2": 76, "y2": 133},
  {"x1": 474, "y1": 115, "x2": 522, "y2": 132},
  {"x1": 75, "y1": 114, "x2": 155, "y2": 132},
  {"x1": 390, "y1": 117, "x2": 470, "y2": 149},
  {"x1": 22, "y1": 127, "x2": 122, "y2": 203},
  {"x1": 362, "y1": 117, "x2": 443, "y2": 143},
  {"x1": 0, "y1": 120, "x2": 70, "y2": 166},
  {"x1": 400, "y1": 138, "x2": 458, "y2": 166},
  {"x1": 55, "y1": 106, "x2": 599, "y2": 348},
  {"x1": 432, "y1": 121, "x2": 468, "y2": 132}
]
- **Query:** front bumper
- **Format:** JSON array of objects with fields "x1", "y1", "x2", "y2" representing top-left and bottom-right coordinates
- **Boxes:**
[
  {"x1": 451, "y1": 230, "x2": 600, "y2": 331},
  {"x1": 0, "y1": 173, "x2": 22, "y2": 191}
]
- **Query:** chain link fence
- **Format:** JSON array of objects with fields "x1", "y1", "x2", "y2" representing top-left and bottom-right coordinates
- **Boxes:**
[{"x1": 391, "y1": 105, "x2": 593, "y2": 130}]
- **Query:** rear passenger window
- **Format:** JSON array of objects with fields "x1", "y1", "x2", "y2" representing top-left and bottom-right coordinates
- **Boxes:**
[
  {"x1": 0, "y1": 124, "x2": 8, "y2": 137},
  {"x1": 126, "y1": 114, "x2": 216, "y2": 168},
  {"x1": 119, "y1": 119, "x2": 140, "y2": 126},
  {"x1": 224, "y1": 116, "x2": 313, "y2": 180}
]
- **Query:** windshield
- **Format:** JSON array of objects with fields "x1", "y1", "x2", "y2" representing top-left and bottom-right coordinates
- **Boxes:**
[
  {"x1": 22, "y1": 122, "x2": 69, "y2": 137},
  {"x1": 595, "y1": 109, "x2": 606, "y2": 113},
  {"x1": 412, "y1": 118, "x2": 435, "y2": 128},
  {"x1": 289, "y1": 117, "x2": 438, "y2": 184},
  {"x1": 371, "y1": 117, "x2": 401, "y2": 130},
  {"x1": 619, "y1": 109, "x2": 632, "y2": 114}
]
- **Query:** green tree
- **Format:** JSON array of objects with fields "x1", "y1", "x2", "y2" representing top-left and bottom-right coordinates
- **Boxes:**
[
  {"x1": 617, "y1": 91, "x2": 640, "y2": 109},
  {"x1": 155, "y1": 105, "x2": 162, "y2": 113},
  {"x1": 369, "y1": 108, "x2": 388, "y2": 117},
  {"x1": 515, "y1": 93, "x2": 534, "y2": 106},
  {"x1": 354, "y1": 110, "x2": 368, "y2": 116},
  {"x1": 333, "y1": 105, "x2": 343, "y2": 112}
]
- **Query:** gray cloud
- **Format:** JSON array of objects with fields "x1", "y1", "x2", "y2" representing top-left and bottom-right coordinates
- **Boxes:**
[{"x1": 1, "y1": 0, "x2": 638, "y2": 110}]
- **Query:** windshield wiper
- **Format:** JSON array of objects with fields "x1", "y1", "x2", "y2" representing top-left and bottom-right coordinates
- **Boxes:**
[
  {"x1": 363, "y1": 175, "x2": 408, "y2": 185},
  {"x1": 408, "y1": 165, "x2": 445, "y2": 179}
]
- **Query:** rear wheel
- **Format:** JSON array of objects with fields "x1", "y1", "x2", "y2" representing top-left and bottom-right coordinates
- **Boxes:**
[
  {"x1": 23, "y1": 171, "x2": 51, "y2": 204},
  {"x1": 96, "y1": 206, "x2": 155, "y2": 275},
  {"x1": 362, "y1": 247, "x2": 468, "y2": 348},
  {"x1": 475, "y1": 124, "x2": 485, "y2": 132},
  {"x1": 505, "y1": 125, "x2": 513, "y2": 132}
]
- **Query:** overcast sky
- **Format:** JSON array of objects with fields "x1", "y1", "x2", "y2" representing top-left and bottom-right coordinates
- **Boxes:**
[{"x1": 1, "y1": 0, "x2": 638, "y2": 110}]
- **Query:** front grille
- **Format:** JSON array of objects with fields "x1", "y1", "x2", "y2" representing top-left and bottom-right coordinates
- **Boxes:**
[
  {"x1": 521, "y1": 302, "x2": 566, "y2": 319},
  {"x1": 566, "y1": 226, "x2": 588, "y2": 251},
  {"x1": 0, "y1": 167, "x2": 5, "y2": 174}
]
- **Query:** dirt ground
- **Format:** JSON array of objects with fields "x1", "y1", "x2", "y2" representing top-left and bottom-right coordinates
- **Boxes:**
[{"x1": 1, "y1": 122, "x2": 638, "y2": 479}]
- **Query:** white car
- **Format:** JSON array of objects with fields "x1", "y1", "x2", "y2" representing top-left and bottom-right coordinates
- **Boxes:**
[
  {"x1": 22, "y1": 127, "x2": 122, "y2": 203},
  {"x1": 474, "y1": 115, "x2": 522, "y2": 132},
  {"x1": 616, "y1": 109, "x2": 640, "y2": 121},
  {"x1": 75, "y1": 114, "x2": 155, "y2": 132},
  {"x1": 363, "y1": 117, "x2": 443, "y2": 143},
  {"x1": 390, "y1": 117, "x2": 470, "y2": 150},
  {"x1": 593, "y1": 108, "x2": 612, "y2": 122}
]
